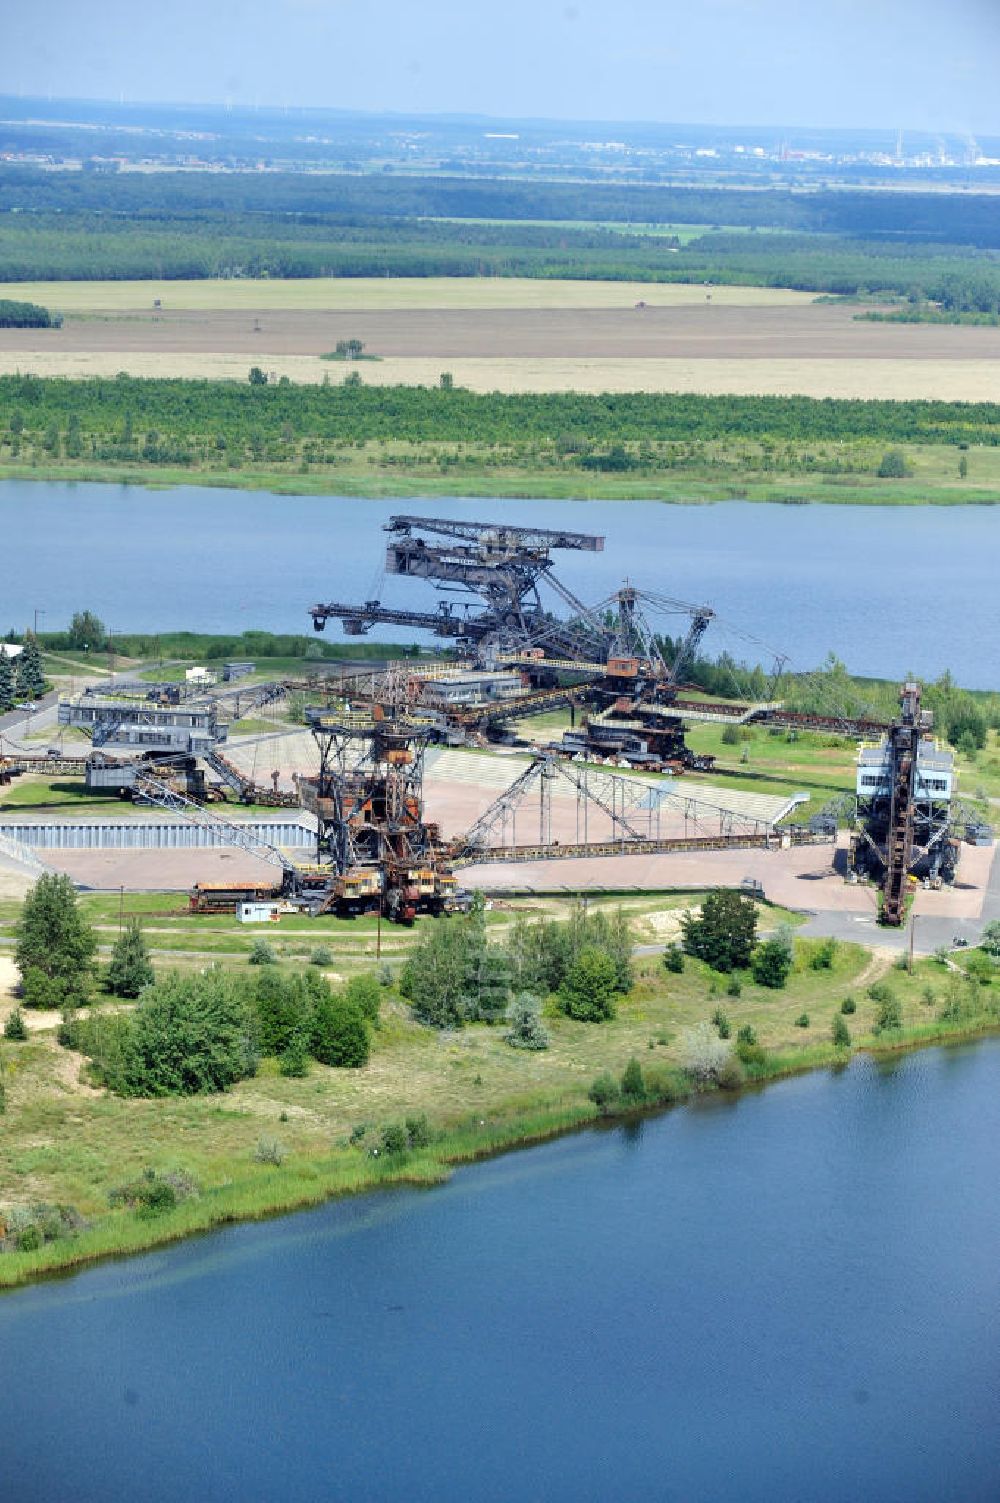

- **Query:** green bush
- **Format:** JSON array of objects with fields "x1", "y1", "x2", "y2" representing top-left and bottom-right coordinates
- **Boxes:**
[
  {"x1": 504, "y1": 992, "x2": 550, "y2": 1050},
  {"x1": 872, "y1": 993, "x2": 902, "y2": 1033},
  {"x1": 735, "y1": 1039, "x2": 767, "y2": 1076},
  {"x1": 106, "y1": 918, "x2": 154, "y2": 998},
  {"x1": 662, "y1": 944, "x2": 685, "y2": 974},
  {"x1": 711, "y1": 1006, "x2": 732, "y2": 1038},
  {"x1": 559, "y1": 948, "x2": 618, "y2": 1022},
  {"x1": 752, "y1": 939, "x2": 793, "y2": 989},
  {"x1": 248, "y1": 938, "x2": 277, "y2": 966},
  {"x1": 344, "y1": 973, "x2": 381, "y2": 1025},
  {"x1": 379, "y1": 1123, "x2": 408, "y2": 1156},
  {"x1": 3, "y1": 1008, "x2": 28, "y2": 1042},
  {"x1": 405, "y1": 1114, "x2": 431, "y2": 1149},
  {"x1": 867, "y1": 980, "x2": 894, "y2": 1005},
  {"x1": 810, "y1": 938, "x2": 837, "y2": 970},
  {"x1": 278, "y1": 1030, "x2": 310, "y2": 1078},
  {"x1": 717, "y1": 1056, "x2": 746, "y2": 1091},
  {"x1": 736, "y1": 1023, "x2": 757, "y2": 1046},
  {"x1": 14, "y1": 872, "x2": 97, "y2": 1008},
  {"x1": 311, "y1": 994, "x2": 369, "y2": 1068},
  {"x1": 309, "y1": 946, "x2": 333, "y2": 966},
  {"x1": 726, "y1": 974, "x2": 742, "y2": 998},
  {"x1": 81, "y1": 968, "x2": 258, "y2": 1097},
  {"x1": 795, "y1": 1013, "x2": 811, "y2": 1028},
  {"x1": 621, "y1": 1057, "x2": 646, "y2": 1102},
  {"x1": 108, "y1": 1168, "x2": 186, "y2": 1217},
  {"x1": 588, "y1": 1071, "x2": 619, "y2": 1112},
  {"x1": 832, "y1": 1014, "x2": 851, "y2": 1048},
  {"x1": 877, "y1": 449, "x2": 908, "y2": 478},
  {"x1": 840, "y1": 995, "x2": 856, "y2": 1014}
]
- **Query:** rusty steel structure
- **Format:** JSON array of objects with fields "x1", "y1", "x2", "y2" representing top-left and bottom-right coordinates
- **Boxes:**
[
  {"x1": 296, "y1": 689, "x2": 464, "y2": 922},
  {"x1": 310, "y1": 514, "x2": 609, "y2": 661},
  {"x1": 849, "y1": 683, "x2": 959, "y2": 926}
]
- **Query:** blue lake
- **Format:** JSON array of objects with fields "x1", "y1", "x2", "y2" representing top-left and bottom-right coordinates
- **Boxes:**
[
  {"x1": 1, "y1": 1040, "x2": 998, "y2": 1503},
  {"x1": 2, "y1": 481, "x2": 999, "y2": 685}
]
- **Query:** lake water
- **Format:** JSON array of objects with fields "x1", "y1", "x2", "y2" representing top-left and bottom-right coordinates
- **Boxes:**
[
  {"x1": 2, "y1": 481, "x2": 999, "y2": 685},
  {"x1": 1, "y1": 1040, "x2": 998, "y2": 1503}
]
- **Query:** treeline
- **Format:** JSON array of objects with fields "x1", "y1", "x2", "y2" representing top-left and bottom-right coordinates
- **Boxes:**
[
  {"x1": 2, "y1": 214, "x2": 999, "y2": 308},
  {"x1": 2, "y1": 376, "x2": 998, "y2": 454},
  {"x1": 4, "y1": 167, "x2": 1000, "y2": 245},
  {"x1": 0, "y1": 297, "x2": 55, "y2": 327}
]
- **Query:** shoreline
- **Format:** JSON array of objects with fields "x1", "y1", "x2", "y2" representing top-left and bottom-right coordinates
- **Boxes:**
[
  {"x1": 1, "y1": 461, "x2": 998, "y2": 507},
  {"x1": 2, "y1": 1014, "x2": 997, "y2": 1293}
]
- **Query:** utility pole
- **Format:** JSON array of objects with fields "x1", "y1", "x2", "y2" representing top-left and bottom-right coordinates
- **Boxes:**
[
  {"x1": 908, "y1": 913, "x2": 917, "y2": 973},
  {"x1": 33, "y1": 608, "x2": 45, "y2": 638}
]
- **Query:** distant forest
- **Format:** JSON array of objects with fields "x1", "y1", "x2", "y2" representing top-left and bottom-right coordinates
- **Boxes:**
[{"x1": 1, "y1": 170, "x2": 998, "y2": 312}]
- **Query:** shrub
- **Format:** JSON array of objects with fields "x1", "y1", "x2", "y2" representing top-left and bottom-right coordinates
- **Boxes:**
[
  {"x1": 379, "y1": 1123, "x2": 408, "y2": 1157},
  {"x1": 721, "y1": 723, "x2": 741, "y2": 746},
  {"x1": 877, "y1": 449, "x2": 908, "y2": 478},
  {"x1": 3, "y1": 1008, "x2": 28, "y2": 1042},
  {"x1": 309, "y1": 946, "x2": 333, "y2": 966},
  {"x1": 679, "y1": 1022, "x2": 732, "y2": 1085},
  {"x1": 965, "y1": 953, "x2": 996, "y2": 987},
  {"x1": 832, "y1": 1014, "x2": 851, "y2": 1048},
  {"x1": 405, "y1": 1114, "x2": 431, "y2": 1149},
  {"x1": 82, "y1": 968, "x2": 258, "y2": 1097},
  {"x1": 108, "y1": 1169, "x2": 182, "y2": 1217},
  {"x1": 752, "y1": 939, "x2": 793, "y2": 989},
  {"x1": 278, "y1": 1030, "x2": 310, "y2": 1078},
  {"x1": 254, "y1": 969, "x2": 312, "y2": 1057},
  {"x1": 795, "y1": 1013, "x2": 810, "y2": 1029},
  {"x1": 588, "y1": 1071, "x2": 619, "y2": 1112},
  {"x1": 725, "y1": 974, "x2": 742, "y2": 999},
  {"x1": 840, "y1": 995, "x2": 856, "y2": 1015},
  {"x1": 662, "y1": 944, "x2": 685, "y2": 974},
  {"x1": 311, "y1": 994, "x2": 369, "y2": 1068},
  {"x1": 735, "y1": 1039, "x2": 767, "y2": 1076},
  {"x1": 558, "y1": 948, "x2": 618, "y2": 1022},
  {"x1": 867, "y1": 980, "x2": 894, "y2": 1005},
  {"x1": 378, "y1": 963, "x2": 394, "y2": 987},
  {"x1": 344, "y1": 973, "x2": 381, "y2": 1025},
  {"x1": 254, "y1": 1136, "x2": 285, "y2": 1167},
  {"x1": 810, "y1": 938, "x2": 837, "y2": 971},
  {"x1": 711, "y1": 1006, "x2": 731, "y2": 1038},
  {"x1": 248, "y1": 938, "x2": 277, "y2": 966},
  {"x1": 717, "y1": 1056, "x2": 745, "y2": 1092},
  {"x1": 621, "y1": 1057, "x2": 646, "y2": 1102},
  {"x1": 504, "y1": 992, "x2": 550, "y2": 1050},
  {"x1": 736, "y1": 1023, "x2": 757, "y2": 1046},
  {"x1": 872, "y1": 993, "x2": 902, "y2": 1033}
]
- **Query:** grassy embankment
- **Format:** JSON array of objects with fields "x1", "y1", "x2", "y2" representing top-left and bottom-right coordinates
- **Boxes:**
[{"x1": 1, "y1": 921, "x2": 997, "y2": 1289}]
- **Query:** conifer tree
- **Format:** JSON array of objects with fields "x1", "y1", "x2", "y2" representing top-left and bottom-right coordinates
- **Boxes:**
[
  {"x1": 16, "y1": 633, "x2": 45, "y2": 698},
  {"x1": 0, "y1": 650, "x2": 14, "y2": 712},
  {"x1": 106, "y1": 918, "x2": 155, "y2": 998}
]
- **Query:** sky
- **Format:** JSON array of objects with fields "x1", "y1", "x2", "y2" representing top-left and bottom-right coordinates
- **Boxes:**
[{"x1": 1, "y1": 0, "x2": 998, "y2": 135}]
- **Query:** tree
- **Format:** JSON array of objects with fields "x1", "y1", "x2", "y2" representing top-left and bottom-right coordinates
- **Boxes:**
[
  {"x1": 248, "y1": 366, "x2": 268, "y2": 385},
  {"x1": 0, "y1": 649, "x2": 14, "y2": 712},
  {"x1": 106, "y1": 918, "x2": 154, "y2": 998},
  {"x1": 15, "y1": 633, "x2": 45, "y2": 698},
  {"x1": 311, "y1": 994, "x2": 369, "y2": 1068},
  {"x1": 680, "y1": 889, "x2": 758, "y2": 972},
  {"x1": 253, "y1": 969, "x2": 312, "y2": 1056},
  {"x1": 751, "y1": 939, "x2": 793, "y2": 989},
  {"x1": 558, "y1": 947, "x2": 618, "y2": 1022},
  {"x1": 3, "y1": 1007, "x2": 28, "y2": 1041},
  {"x1": 88, "y1": 967, "x2": 259, "y2": 1096},
  {"x1": 15, "y1": 872, "x2": 97, "y2": 1007},
  {"x1": 832, "y1": 1014, "x2": 851, "y2": 1049},
  {"x1": 68, "y1": 610, "x2": 106, "y2": 653},
  {"x1": 877, "y1": 449, "x2": 908, "y2": 478},
  {"x1": 335, "y1": 338, "x2": 365, "y2": 360},
  {"x1": 504, "y1": 992, "x2": 549, "y2": 1050},
  {"x1": 401, "y1": 909, "x2": 485, "y2": 1028},
  {"x1": 981, "y1": 921, "x2": 1000, "y2": 959}
]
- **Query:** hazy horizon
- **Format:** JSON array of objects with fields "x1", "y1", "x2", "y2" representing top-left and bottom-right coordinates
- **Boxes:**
[{"x1": 2, "y1": 0, "x2": 997, "y2": 136}]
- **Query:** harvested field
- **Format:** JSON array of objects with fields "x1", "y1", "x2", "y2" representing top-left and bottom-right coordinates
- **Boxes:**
[
  {"x1": 9, "y1": 302, "x2": 996, "y2": 360},
  {"x1": 4, "y1": 281, "x2": 998, "y2": 399},
  {"x1": 0, "y1": 277, "x2": 818, "y2": 313}
]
